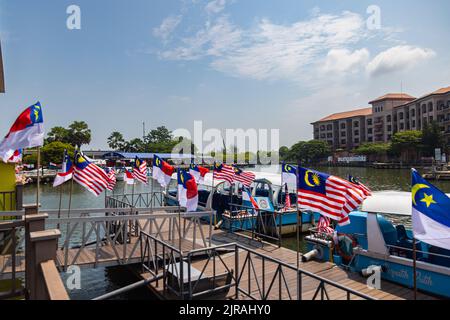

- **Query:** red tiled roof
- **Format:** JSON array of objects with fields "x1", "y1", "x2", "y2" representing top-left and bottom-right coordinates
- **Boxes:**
[
  {"x1": 314, "y1": 107, "x2": 372, "y2": 123},
  {"x1": 369, "y1": 93, "x2": 415, "y2": 104},
  {"x1": 430, "y1": 86, "x2": 450, "y2": 95}
]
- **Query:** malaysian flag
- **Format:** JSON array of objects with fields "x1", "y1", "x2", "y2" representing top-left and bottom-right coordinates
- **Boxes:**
[
  {"x1": 132, "y1": 156, "x2": 148, "y2": 184},
  {"x1": 213, "y1": 162, "x2": 234, "y2": 184},
  {"x1": 297, "y1": 167, "x2": 366, "y2": 226},
  {"x1": 105, "y1": 168, "x2": 116, "y2": 191},
  {"x1": 317, "y1": 216, "x2": 334, "y2": 234},
  {"x1": 232, "y1": 165, "x2": 255, "y2": 187},
  {"x1": 349, "y1": 175, "x2": 372, "y2": 197},
  {"x1": 283, "y1": 184, "x2": 292, "y2": 211},
  {"x1": 73, "y1": 151, "x2": 110, "y2": 196}
]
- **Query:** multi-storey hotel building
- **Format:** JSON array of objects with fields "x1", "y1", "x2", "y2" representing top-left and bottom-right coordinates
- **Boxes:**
[{"x1": 312, "y1": 86, "x2": 450, "y2": 151}]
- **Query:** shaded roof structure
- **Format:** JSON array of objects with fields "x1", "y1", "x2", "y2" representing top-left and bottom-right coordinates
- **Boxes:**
[{"x1": 313, "y1": 107, "x2": 372, "y2": 123}]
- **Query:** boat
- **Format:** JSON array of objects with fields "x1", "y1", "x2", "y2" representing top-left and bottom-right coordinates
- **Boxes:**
[
  {"x1": 163, "y1": 170, "x2": 320, "y2": 236},
  {"x1": 305, "y1": 192, "x2": 450, "y2": 299}
]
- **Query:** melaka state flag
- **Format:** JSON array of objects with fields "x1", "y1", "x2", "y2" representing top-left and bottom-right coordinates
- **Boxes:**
[
  {"x1": 53, "y1": 151, "x2": 74, "y2": 187},
  {"x1": 177, "y1": 169, "x2": 198, "y2": 212},
  {"x1": 0, "y1": 102, "x2": 44, "y2": 162},
  {"x1": 189, "y1": 163, "x2": 209, "y2": 184},
  {"x1": 152, "y1": 155, "x2": 175, "y2": 188}
]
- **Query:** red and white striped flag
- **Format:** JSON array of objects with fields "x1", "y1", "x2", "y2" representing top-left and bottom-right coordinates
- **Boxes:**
[
  {"x1": 232, "y1": 166, "x2": 255, "y2": 187},
  {"x1": 106, "y1": 168, "x2": 116, "y2": 191},
  {"x1": 73, "y1": 151, "x2": 110, "y2": 196},
  {"x1": 132, "y1": 156, "x2": 148, "y2": 184},
  {"x1": 317, "y1": 216, "x2": 334, "y2": 234},
  {"x1": 297, "y1": 167, "x2": 367, "y2": 226},
  {"x1": 213, "y1": 162, "x2": 235, "y2": 184}
]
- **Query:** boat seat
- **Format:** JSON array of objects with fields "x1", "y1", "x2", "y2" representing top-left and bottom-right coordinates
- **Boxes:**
[{"x1": 396, "y1": 225, "x2": 412, "y2": 242}]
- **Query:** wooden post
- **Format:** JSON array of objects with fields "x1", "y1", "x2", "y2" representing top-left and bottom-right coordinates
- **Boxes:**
[
  {"x1": 25, "y1": 213, "x2": 48, "y2": 299},
  {"x1": 29, "y1": 229, "x2": 62, "y2": 300}
]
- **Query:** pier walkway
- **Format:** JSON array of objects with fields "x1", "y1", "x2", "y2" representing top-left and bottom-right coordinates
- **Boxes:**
[{"x1": 0, "y1": 194, "x2": 438, "y2": 300}]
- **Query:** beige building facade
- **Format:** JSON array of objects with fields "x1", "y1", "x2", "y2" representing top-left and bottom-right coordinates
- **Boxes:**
[{"x1": 312, "y1": 86, "x2": 450, "y2": 151}]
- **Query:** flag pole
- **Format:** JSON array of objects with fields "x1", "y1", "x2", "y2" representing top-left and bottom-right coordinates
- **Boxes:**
[
  {"x1": 413, "y1": 237, "x2": 418, "y2": 300},
  {"x1": 296, "y1": 162, "x2": 301, "y2": 299},
  {"x1": 36, "y1": 147, "x2": 41, "y2": 213}
]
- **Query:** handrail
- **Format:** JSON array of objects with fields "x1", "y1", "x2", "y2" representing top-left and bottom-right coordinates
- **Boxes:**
[
  {"x1": 139, "y1": 231, "x2": 375, "y2": 300},
  {"x1": 40, "y1": 260, "x2": 70, "y2": 300}
]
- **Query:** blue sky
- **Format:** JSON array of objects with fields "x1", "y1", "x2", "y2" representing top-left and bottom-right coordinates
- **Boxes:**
[{"x1": 1, "y1": 0, "x2": 450, "y2": 149}]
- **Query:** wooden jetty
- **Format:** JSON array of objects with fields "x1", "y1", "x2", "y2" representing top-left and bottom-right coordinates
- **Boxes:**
[{"x1": 0, "y1": 195, "x2": 439, "y2": 301}]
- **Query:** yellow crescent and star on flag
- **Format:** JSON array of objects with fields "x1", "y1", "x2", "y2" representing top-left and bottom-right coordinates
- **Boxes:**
[
  {"x1": 412, "y1": 183, "x2": 437, "y2": 208},
  {"x1": 304, "y1": 170, "x2": 321, "y2": 188}
]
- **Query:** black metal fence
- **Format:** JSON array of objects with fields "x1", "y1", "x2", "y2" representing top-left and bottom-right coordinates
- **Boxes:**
[{"x1": 140, "y1": 231, "x2": 375, "y2": 301}]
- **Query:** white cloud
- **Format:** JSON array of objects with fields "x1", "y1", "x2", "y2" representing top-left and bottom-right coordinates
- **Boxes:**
[
  {"x1": 323, "y1": 48, "x2": 370, "y2": 73},
  {"x1": 160, "y1": 15, "x2": 242, "y2": 60},
  {"x1": 205, "y1": 0, "x2": 228, "y2": 15},
  {"x1": 160, "y1": 11, "x2": 367, "y2": 81},
  {"x1": 153, "y1": 15, "x2": 183, "y2": 41},
  {"x1": 367, "y1": 45, "x2": 436, "y2": 77}
]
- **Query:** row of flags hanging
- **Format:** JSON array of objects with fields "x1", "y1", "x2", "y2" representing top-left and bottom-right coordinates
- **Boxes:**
[{"x1": 1, "y1": 102, "x2": 449, "y2": 249}]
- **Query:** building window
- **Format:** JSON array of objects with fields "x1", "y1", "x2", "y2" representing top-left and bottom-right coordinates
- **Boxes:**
[
  {"x1": 354, "y1": 130, "x2": 359, "y2": 136},
  {"x1": 354, "y1": 138, "x2": 360, "y2": 144},
  {"x1": 412, "y1": 120, "x2": 416, "y2": 128},
  {"x1": 368, "y1": 128, "x2": 373, "y2": 134},
  {"x1": 428, "y1": 103, "x2": 433, "y2": 112},
  {"x1": 341, "y1": 131, "x2": 346, "y2": 137},
  {"x1": 422, "y1": 105, "x2": 427, "y2": 114},
  {"x1": 387, "y1": 134, "x2": 392, "y2": 140},
  {"x1": 341, "y1": 140, "x2": 346, "y2": 145},
  {"x1": 340, "y1": 123, "x2": 346, "y2": 129},
  {"x1": 429, "y1": 116, "x2": 433, "y2": 122},
  {"x1": 367, "y1": 119, "x2": 373, "y2": 125},
  {"x1": 368, "y1": 137, "x2": 373, "y2": 142},
  {"x1": 354, "y1": 121, "x2": 359, "y2": 128},
  {"x1": 327, "y1": 133, "x2": 333, "y2": 138},
  {"x1": 400, "y1": 123, "x2": 404, "y2": 130},
  {"x1": 387, "y1": 125, "x2": 392, "y2": 132},
  {"x1": 399, "y1": 112, "x2": 404, "y2": 120},
  {"x1": 387, "y1": 115, "x2": 392, "y2": 122},
  {"x1": 327, "y1": 124, "x2": 332, "y2": 131},
  {"x1": 320, "y1": 134, "x2": 326, "y2": 139},
  {"x1": 320, "y1": 125, "x2": 325, "y2": 131},
  {"x1": 412, "y1": 109, "x2": 416, "y2": 117}
]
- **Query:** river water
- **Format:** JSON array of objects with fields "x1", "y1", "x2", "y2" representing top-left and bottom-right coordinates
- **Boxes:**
[{"x1": 21, "y1": 165, "x2": 450, "y2": 300}]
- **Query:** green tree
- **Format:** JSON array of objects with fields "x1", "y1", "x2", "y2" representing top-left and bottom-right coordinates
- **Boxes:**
[
  {"x1": 144, "y1": 126, "x2": 172, "y2": 144},
  {"x1": 279, "y1": 146, "x2": 289, "y2": 161},
  {"x1": 45, "y1": 126, "x2": 69, "y2": 144},
  {"x1": 390, "y1": 130, "x2": 423, "y2": 162},
  {"x1": 123, "y1": 138, "x2": 145, "y2": 152},
  {"x1": 421, "y1": 121, "x2": 445, "y2": 157},
  {"x1": 287, "y1": 140, "x2": 331, "y2": 164},
  {"x1": 41, "y1": 142, "x2": 75, "y2": 165},
  {"x1": 107, "y1": 131, "x2": 125, "y2": 151},
  {"x1": 354, "y1": 143, "x2": 391, "y2": 156},
  {"x1": 67, "y1": 121, "x2": 91, "y2": 147}
]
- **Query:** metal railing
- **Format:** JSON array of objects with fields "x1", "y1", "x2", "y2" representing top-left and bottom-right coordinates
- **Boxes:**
[
  {"x1": 140, "y1": 231, "x2": 375, "y2": 301},
  {"x1": 0, "y1": 219, "x2": 25, "y2": 298},
  {"x1": 106, "y1": 192, "x2": 164, "y2": 209},
  {"x1": 42, "y1": 207, "x2": 213, "y2": 270},
  {"x1": 227, "y1": 203, "x2": 284, "y2": 246}
]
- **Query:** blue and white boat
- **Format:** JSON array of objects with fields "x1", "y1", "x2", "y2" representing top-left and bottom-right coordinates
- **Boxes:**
[
  {"x1": 163, "y1": 170, "x2": 320, "y2": 235},
  {"x1": 305, "y1": 191, "x2": 450, "y2": 299}
]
